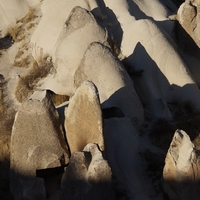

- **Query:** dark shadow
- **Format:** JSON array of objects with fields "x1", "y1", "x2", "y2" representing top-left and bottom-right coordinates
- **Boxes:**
[
  {"x1": 102, "y1": 107, "x2": 125, "y2": 119},
  {"x1": 173, "y1": 20, "x2": 200, "y2": 58},
  {"x1": 91, "y1": 1, "x2": 123, "y2": 55},
  {"x1": 171, "y1": 0, "x2": 184, "y2": 7},
  {"x1": 0, "y1": 35, "x2": 14, "y2": 50},
  {"x1": 123, "y1": 42, "x2": 171, "y2": 119},
  {"x1": 126, "y1": 0, "x2": 151, "y2": 20},
  {"x1": 0, "y1": 160, "x2": 13, "y2": 200}
]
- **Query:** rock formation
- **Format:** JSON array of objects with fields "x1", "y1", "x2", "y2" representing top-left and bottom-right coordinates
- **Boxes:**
[
  {"x1": 35, "y1": 6, "x2": 109, "y2": 96},
  {"x1": 10, "y1": 90, "x2": 69, "y2": 200},
  {"x1": 75, "y1": 42, "x2": 144, "y2": 125},
  {"x1": 163, "y1": 129, "x2": 200, "y2": 200},
  {"x1": 60, "y1": 143, "x2": 115, "y2": 200},
  {"x1": 177, "y1": 0, "x2": 200, "y2": 48},
  {"x1": 65, "y1": 81, "x2": 104, "y2": 153},
  {"x1": 0, "y1": 0, "x2": 200, "y2": 200}
]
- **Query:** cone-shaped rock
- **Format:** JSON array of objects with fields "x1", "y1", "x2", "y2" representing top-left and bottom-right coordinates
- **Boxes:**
[
  {"x1": 75, "y1": 42, "x2": 144, "y2": 126},
  {"x1": 34, "y1": 6, "x2": 109, "y2": 96},
  {"x1": 10, "y1": 90, "x2": 69, "y2": 200},
  {"x1": 65, "y1": 81, "x2": 104, "y2": 153},
  {"x1": 163, "y1": 129, "x2": 200, "y2": 200}
]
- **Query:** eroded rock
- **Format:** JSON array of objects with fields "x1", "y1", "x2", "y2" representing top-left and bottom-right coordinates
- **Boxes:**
[
  {"x1": 75, "y1": 42, "x2": 144, "y2": 126},
  {"x1": 10, "y1": 90, "x2": 69, "y2": 200},
  {"x1": 163, "y1": 129, "x2": 200, "y2": 200},
  {"x1": 60, "y1": 143, "x2": 115, "y2": 200},
  {"x1": 65, "y1": 81, "x2": 104, "y2": 153}
]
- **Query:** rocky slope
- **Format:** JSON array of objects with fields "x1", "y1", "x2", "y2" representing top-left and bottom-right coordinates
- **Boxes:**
[{"x1": 0, "y1": 0, "x2": 200, "y2": 199}]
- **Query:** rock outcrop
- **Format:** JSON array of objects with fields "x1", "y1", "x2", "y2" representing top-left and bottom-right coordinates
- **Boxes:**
[
  {"x1": 177, "y1": 0, "x2": 200, "y2": 48},
  {"x1": 75, "y1": 42, "x2": 144, "y2": 125},
  {"x1": 34, "y1": 6, "x2": 109, "y2": 96},
  {"x1": 60, "y1": 143, "x2": 115, "y2": 200},
  {"x1": 10, "y1": 90, "x2": 69, "y2": 200},
  {"x1": 163, "y1": 129, "x2": 200, "y2": 200},
  {"x1": 65, "y1": 81, "x2": 104, "y2": 154}
]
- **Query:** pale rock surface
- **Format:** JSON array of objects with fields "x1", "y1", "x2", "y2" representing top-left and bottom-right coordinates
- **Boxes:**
[
  {"x1": 103, "y1": 0, "x2": 200, "y2": 117},
  {"x1": 10, "y1": 90, "x2": 69, "y2": 200},
  {"x1": 64, "y1": 81, "x2": 104, "y2": 153},
  {"x1": 104, "y1": 117, "x2": 152, "y2": 200},
  {"x1": 60, "y1": 143, "x2": 115, "y2": 200},
  {"x1": 163, "y1": 129, "x2": 200, "y2": 200},
  {"x1": 36, "y1": 6, "x2": 108, "y2": 95},
  {"x1": 177, "y1": 0, "x2": 200, "y2": 47},
  {"x1": 75, "y1": 42, "x2": 144, "y2": 125},
  {"x1": 31, "y1": 0, "x2": 90, "y2": 60}
]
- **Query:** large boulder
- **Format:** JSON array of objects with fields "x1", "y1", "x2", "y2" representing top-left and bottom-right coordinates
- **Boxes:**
[
  {"x1": 60, "y1": 143, "x2": 115, "y2": 200},
  {"x1": 65, "y1": 81, "x2": 104, "y2": 153},
  {"x1": 34, "y1": 6, "x2": 109, "y2": 96},
  {"x1": 163, "y1": 129, "x2": 200, "y2": 200},
  {"x1": 75, "y1": 42, "x2": 144, "y2": 125},
  {"x1": 10, "y1": 90, "x2": 69, "y2": 200}
]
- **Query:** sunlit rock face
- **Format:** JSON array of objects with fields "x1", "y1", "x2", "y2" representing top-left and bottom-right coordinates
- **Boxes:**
[
  {"x1": 177, "y1": 0, "x2": 200, "y2": 48},
  {"x1": 65, "y1": 81, "x2": 104, "y2": 154},
  {"x1": 75, "y1": 42, "x2": 144, "y2": 126},
  {"x1": 60, "y1": 143, "x2": 116, "y2": 200},
  {"x1": 163, "y1": 129, "x2": 200, "y2": 200}
]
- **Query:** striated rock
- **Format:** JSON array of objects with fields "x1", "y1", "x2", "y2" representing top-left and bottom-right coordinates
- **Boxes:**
[
  {"x1": 10, "y1": 90, "x2": 69, "y2": 200},
  {"x1": 75, "y1": 42, "x2": 144, "y2": 126},
  {"x1": 177, "y1": 0, "x2": 200, "y2": 48},
  {"x1": 163, "y1": 129, "x2": 200, "y2": 200},
  {"x1": 60, "y1": 143, "x2": 115, "y2": 200},
  {"x1": 65, "y1": 81, "x2": 104, "y2": 153}
]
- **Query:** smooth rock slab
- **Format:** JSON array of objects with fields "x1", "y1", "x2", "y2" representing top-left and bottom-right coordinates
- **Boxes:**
[
  {"x1": 65, "y1": 81, "x2": 104, "y2": 153},
  {"x1": 10, "y1": 91, "x2": 69, "y2": 200}
]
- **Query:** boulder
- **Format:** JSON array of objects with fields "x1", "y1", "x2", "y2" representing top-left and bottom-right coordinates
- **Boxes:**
[
  {"x1": 35, "y1": 6, "x2": 109, "y2": 96},
  {"x1": 10, "y1": 90, "x2": 69, "y2": 200},
  {"x1": 75, "y1": 42, "x2": 144, "y2": 125},
  {"x1": 163, "y1": 129, "x2": 200, "y2": 200},
  {"x1": 60, "y1": 143, "x2": 115, "y2": 200},
  {"x1": 64, "y1": 81, "x2": 104, "y2": 153},
  {"x1": 177, "y1": 0, "x2": 200, "y2": 48}
]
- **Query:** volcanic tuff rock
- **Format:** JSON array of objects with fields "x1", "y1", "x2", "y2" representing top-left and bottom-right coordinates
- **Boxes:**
[
  {"x1": 75, "y1": 42, "x2": 144, "y2": 126},
  {"x1": 35, "y1": 6, "x2": 109, "y2": 96},
  {"x1": 163, "y1": 129, "x2": 200, "y2": 200},
  {"x1": 65, "y1": 81, "x2": 104, "y2": 154},
  {"x1": 10, "y1": 90, "x2": 69, "y2": 199},
  {"x1": 60, "y1": 143, "x2": 115, "y2": 200},
  {"x1": 177, "y1": 0, "x2": 200, "y2": 48}
]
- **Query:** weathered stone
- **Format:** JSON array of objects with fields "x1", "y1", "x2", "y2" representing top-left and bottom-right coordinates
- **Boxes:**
[
  {"x1": 60, "y1": 143, "x2": 115, "y2": 200},
  {"x1": 10, "y1": 90, "x2": 69, "y2": 200},
  {"x1": 177, "y1": 0, "x2": 200, "y2": 47},
  {"x1": 163, "y1": 129, "x2": 200, "y2": 200},
  {"x1": 34, "y1": 6, "x2": 108, "y2": 96},
  {"x1": 65, "y1": 81, "x2": 104, "y2": 153},
  {"x1": 75, "y1": 42, "x2": 144, "y2": 126}
]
